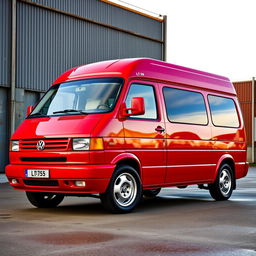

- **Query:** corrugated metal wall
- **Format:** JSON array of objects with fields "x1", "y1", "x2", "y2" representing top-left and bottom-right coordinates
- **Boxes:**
[
  {"x1": 233, "y1": 81, "x2": 253, "y2": 146},
  {"x1": 0, "y1": 0, "x2": 11, "y2": 172},
  {"x1": 0, "y1": 0, "x2": 11, "y2": 86},
  {"x1": 29, "y1": 0, "x2": 163, "y2": 40},
  {"x1": 0, "y1": 0, "x2": 164, "y2": 172},
  {"x1": 16, "y1": 0, "x2": 163, "y2": 91}
]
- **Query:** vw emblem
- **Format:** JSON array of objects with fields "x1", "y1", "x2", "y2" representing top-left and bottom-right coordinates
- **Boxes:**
[{"x1": 37, "y1": 140, "x2": 45, "y2": 151}]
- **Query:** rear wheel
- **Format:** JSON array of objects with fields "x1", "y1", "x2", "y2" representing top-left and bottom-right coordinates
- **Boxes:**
[
  {"x1": 100, "y1": 165, "x2": 142, "y2": 213},
  {"x1": 209, "y1": 164, "x2": 234, "y2": 201},
  {"x1": 143, "y1": 188, "x2": 161, "y2": 198},
  {"x1": 26, "y1": 192, "x2": 64, "y2": 208}
]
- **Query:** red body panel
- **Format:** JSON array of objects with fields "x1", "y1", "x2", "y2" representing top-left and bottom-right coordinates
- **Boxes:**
[{"x1": 6, "y1": 58, "x2": 248, "y2": 194}]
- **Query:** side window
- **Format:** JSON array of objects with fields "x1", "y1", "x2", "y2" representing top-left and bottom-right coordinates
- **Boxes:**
[
  {"x1": 163, "y1": 87, "x2": 208, "y2": 125},
  {"x1": 126, "y1": 83, "x2": 157, "y2": 119},
  {"x1": 208, "y1": 95, "x2": 239, "y2": 128}
]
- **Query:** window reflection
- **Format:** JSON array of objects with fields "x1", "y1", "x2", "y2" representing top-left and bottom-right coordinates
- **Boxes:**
[
  {"x1": 126, "y1": 84, "x2": 157, "y2": 119},
  {"x1": 208, "y1": 95, "x2": 239, "y2": 127},
  {"x1": 30, "y1": 78, "x2": 122, "y2": 117},
  {"x1": 163, "y1": 88, "x2": 208, "y2": 125}
]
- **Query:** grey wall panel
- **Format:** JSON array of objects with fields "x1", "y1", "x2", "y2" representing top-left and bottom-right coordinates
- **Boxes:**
[
  {"x1": 12, "y1": 89, "x2": 40, "y2": 134},
  {"x1": 29, "y1": 0, "x2": 163, "y2": 40},
  {"x1": 16, "y1": 2, "x2": 162, "y2": 92},
  {"x1": 0, "y1": 0, "x2": 11, "y2": 86},
  {"x1": 24, "y1": 91, "x2": 40, "y2": 117},
  {"x1": 0, "y1": 88, "x2": 8, "y2": 172}
]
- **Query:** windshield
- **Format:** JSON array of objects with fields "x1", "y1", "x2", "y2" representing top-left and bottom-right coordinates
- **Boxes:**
[{"x1": 29, "y1": 78, "x2": 123, "y2": 117}]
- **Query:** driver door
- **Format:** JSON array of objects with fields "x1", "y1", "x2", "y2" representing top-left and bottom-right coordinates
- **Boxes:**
[{"x1": 123, "y1": 81, "x2": 166, "y2": 186}]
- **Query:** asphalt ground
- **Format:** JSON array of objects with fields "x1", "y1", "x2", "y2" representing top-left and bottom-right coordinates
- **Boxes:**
[{"x1": 0, "y1": 168, "x2": 256, "y2": 256}]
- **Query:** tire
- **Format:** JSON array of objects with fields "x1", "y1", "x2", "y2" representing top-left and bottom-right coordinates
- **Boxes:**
[
  {"x1": 100, "y1": 165, "x2": 142, "y2": 213},
  {"x1": 26, "y1": 192, "x2": 64, "y2": 208},
  {"x1": 209, "y1": 164, "x2": 234, "y2": 201},
  {"x1": 143, "y1": 188, "x2": 161, "y2": 198}
]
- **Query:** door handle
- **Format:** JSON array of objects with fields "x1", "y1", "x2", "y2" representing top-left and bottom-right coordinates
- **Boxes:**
[{"x1": 155, "y1": 126, "x2": 165, "y2": 133}]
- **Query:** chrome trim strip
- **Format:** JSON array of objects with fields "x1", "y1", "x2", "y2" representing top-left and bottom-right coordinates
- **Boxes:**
[
  {"x1": 143, "y1": 164, "x2": 216, "y2": 169},
  {"x1": 143, "y1": 162, "x2": 246, "y2": 169},
  {"x1": 166, "y1": 149, "x2": 246, "y2": 152},
  {"x1": 125, "y1": 149, "x2": 246, "y2": 152}
]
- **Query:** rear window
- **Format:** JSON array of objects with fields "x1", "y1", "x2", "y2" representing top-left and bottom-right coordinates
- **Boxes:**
[
  {"x1": 208, "y1": 95, "x2": 240, "y2": 128},
  {"x1": 163, "y1": 87, "x2": 208, "y2": 125}
]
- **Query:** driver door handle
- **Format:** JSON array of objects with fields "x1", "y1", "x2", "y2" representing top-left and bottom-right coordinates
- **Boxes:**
[{"x1": 155, "y1": 126, "x2": 165, "y2": 133}]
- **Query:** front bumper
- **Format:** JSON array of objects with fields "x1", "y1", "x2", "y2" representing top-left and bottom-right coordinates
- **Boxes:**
[{"x1": 5, "y1": 164, "x2": 115, "y2": 193}]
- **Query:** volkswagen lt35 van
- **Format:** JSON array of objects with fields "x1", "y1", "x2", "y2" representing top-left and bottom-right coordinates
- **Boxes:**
[{"x1": 6, "y1": 58, "x2": 248, "y2": 213}]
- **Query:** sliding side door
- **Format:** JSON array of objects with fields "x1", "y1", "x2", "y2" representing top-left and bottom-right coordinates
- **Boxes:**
[{"x1": 161, "y1": 85, "x2": 214, "y2": 185}]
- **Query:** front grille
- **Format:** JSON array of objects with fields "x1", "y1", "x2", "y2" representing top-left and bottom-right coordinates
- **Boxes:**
[
  {"x1": 23, "y1": 180, "x2": 59, "y2": 186},
  {"x1": 21, "y1": 157, "x2": 66, "y2": 162},
  {"x1": 20, "y1": 138, "x2": 69, "y2": 151}
]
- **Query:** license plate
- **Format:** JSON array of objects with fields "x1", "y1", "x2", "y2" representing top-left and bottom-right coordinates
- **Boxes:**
[{"x1": 25, "y1": 169, "x2": 50, "y2": 178}]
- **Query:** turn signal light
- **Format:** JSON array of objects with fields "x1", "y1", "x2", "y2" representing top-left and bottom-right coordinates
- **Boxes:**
[{"x1": 90, "y1": 138, "x2": 104, "y2": 150}]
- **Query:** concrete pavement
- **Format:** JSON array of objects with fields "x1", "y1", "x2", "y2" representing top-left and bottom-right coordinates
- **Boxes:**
[
  {"x1": 0, "y1": 174, "x2": 7, "y2": 183},
  {"x1": 0, "y1": 168, "x2": 255, "y2": 256}
]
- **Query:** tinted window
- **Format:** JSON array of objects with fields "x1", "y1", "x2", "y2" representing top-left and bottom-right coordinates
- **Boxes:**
[
  {"x1": 208, "y1": 95, "x2": 239, "y2": 127},
  {"x1": 126, "y1": 84, "x2": 157, "y2": 119},
  {"x1": 163, "y1": 87, "x2": 208, "y2": 125}
]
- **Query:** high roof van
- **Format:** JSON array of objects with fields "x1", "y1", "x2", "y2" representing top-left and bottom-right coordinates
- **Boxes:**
[{"x1": 6, "y1": 58, "x2": 248, "y2": 213}]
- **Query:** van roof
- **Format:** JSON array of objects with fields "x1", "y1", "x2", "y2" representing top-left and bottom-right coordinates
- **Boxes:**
[{"x1": 53, "y1": 58, "x2": 236, "y2": 95}]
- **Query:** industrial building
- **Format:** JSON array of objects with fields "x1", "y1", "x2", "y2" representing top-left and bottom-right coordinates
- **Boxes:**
[
  {"x1": 0, "y1": 0, "x2": 166, "y2": 172},
  {"x1": 233, "y1": 78, "x2": 255, "y2": 163}
]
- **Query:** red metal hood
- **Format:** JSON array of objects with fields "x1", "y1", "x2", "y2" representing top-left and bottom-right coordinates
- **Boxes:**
[{"x1": 12, "y1": 115, "x2": 101, "y2": 139}]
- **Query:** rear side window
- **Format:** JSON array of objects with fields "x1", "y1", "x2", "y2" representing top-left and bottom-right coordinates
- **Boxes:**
[
  {"x1": 126, "y1": 83, "x2": 157, "y2": 119},
  {"x1": 208, "y1": 95, "x2": 239, "y2": 128},
  {"x1": 163, "y1": 87, "x2": 208, "y2": 125}
]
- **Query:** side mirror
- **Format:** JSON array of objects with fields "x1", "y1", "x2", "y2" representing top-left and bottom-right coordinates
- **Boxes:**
[
  {"x1": 26, "y1": 105, "x2": 33, "y2": 116},
  {"x1": 130, "y1": 97, "x2": 145, "y2": 115},
  {"x1": 121, "y1": 97, "x2": 145, "y2": 117}
]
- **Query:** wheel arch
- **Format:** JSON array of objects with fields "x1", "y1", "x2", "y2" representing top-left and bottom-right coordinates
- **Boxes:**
[
  {"x1": 111, "y1": 153, "x2": 142, "y2": 177},
  {"x1": 214, "y1": 154, "x2": 236, "y2": 189}
]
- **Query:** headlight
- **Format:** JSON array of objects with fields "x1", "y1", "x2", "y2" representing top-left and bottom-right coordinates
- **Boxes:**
[
  {"x1": 72, "y1": 138, "x2": 90, "y2": 151},
  {"x1": 10, "y1": 140, "x2": 19, "y2": 151}
]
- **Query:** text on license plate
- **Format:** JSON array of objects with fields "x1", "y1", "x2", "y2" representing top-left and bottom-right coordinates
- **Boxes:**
[{"x1": 25, "y1": 169, "x2": 50, "y2": 178}]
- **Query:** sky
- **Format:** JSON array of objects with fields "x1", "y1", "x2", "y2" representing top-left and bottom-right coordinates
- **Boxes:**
[{"x1": 123, "y1": 0, "x2": 256, "y2": 82}]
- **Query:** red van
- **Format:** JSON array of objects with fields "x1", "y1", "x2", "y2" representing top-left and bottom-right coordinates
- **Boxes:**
[{"x1": 6, "y1": 58, "x2": 248, "y2": 213}]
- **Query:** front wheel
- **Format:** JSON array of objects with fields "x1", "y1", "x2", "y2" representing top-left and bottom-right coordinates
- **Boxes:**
[
  {"x1": 100, "y1": 165, "x2": 142, "y2": 213},
  {"x1": 26, "y1": 192, "x2": 64, "y2": 208},
  {"x1": 209, "y1": 164, "x2": 234, "y2": 201}
]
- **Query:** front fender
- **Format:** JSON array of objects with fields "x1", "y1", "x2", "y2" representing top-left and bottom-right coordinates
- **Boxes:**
[{"x1": 111, "y1": 153, "x2": 141, "y2": 167}]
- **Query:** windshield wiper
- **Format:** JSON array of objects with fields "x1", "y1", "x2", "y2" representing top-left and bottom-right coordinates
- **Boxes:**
[
  {"x1": 29, "y1": 112, "x2": 48, "y2": 118},
  {"x1": 53, "y1": 109, "x2": 88, "y2": 115}
]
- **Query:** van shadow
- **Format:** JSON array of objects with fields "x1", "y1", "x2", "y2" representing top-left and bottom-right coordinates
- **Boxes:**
[
  {"x1": 21, "y1": 200, "x2": 107, "y2": 216},
  {"x1": 20, "y1": 192, "x2": 216, "y2": 216},
  {"x1": 137, "y1": 193, "x2": 214, "y2": 213}
]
